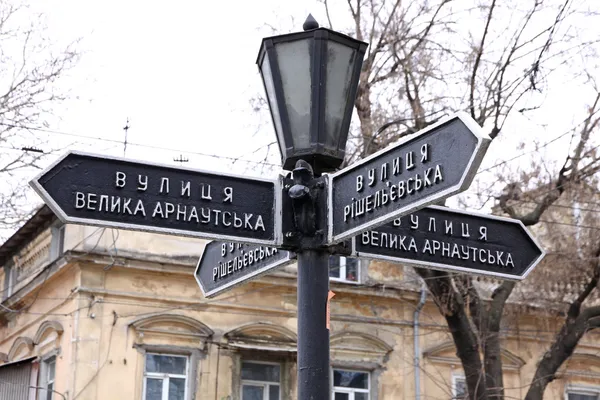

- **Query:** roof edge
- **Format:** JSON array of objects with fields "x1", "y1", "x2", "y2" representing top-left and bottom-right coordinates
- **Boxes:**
[{"x1": 0, "y1": 205, "x2": 55, "y2": 266}]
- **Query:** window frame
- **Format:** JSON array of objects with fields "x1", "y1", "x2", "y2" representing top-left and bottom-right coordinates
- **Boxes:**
[
  {"x1": 3, "y1": 258, "x2": 17, "y2": 300},
  {"x1": 142, "y1": 353, "x2": 189, "y2": 400},
  {"x1": 240, "y1": 360, "x2": 282, "y2": 400},
  {"x1": 565, "y1": 385, "x2": 600, "y2": 400},
  {"x1": 452, "y1": 375, "x2": 467, "y2": 399},
  {"x1": 332, "y1": 368, "x2": 370, "y2": 400},
  {"x1": 38, "y1": 355, "x2": 56, "y2": 400},
  {"x1": 329, "y1": 256, "x2": 361, "y2": 284}
]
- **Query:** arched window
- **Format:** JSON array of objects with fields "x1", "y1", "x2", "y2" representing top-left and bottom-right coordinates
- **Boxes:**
[
  {"x1": 7, "y1": 337, "x2": 34, "y2": 362},
  {"x1": 225, "y1": 322, "x2": 297, "y2": 400},
  {"x1": 330, "y1": 331, "x2": 393, "y2": 400},
  {"x1": 130, "y1": 314, "x2": 214, "y2": 400}
]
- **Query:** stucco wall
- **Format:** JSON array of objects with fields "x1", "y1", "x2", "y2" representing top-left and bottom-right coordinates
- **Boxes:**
[{"x1": 0, "y1": 225, "x2": 599, "y2": 399}]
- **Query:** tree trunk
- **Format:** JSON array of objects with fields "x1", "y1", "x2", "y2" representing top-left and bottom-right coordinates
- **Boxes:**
[
  {"x1": 483, "y1": 281, "x2": 515, "y2": 400},
  {"x1": 417, "y1": 269, "x2": 489, "y2": 400},
  {"x1": 445, "y1": 310, "x2": 489, "y2": 400},
  {"x1": 525, "y1": 307, "x2": 600, "y2": 399}
]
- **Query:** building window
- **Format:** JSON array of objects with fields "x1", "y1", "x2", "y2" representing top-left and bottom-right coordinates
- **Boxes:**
[
  {"x1": 3, "y1": 261, "x2": 17, "y2": 300},
  {"x1": 143, "y1": 353, "x2": 188, "y2": 400},
  {"x1": 329, "y1": 256, "x2": 359, "y2": 283},
  {"x1": 452, "y1": 375, "x2": 467, "y2": 399},
  {"x1": 332, "y1": 369, "x2": 369, "y2": 400},
  {"x1": 39, "y1": 356, "x2": 56, "y2": 400},
  {"x1": 566, "y1": 387, "x2": 600, "y2": 400},
  {"x1": 241, "y1": 361, "x2": 281, "y2": 400}
]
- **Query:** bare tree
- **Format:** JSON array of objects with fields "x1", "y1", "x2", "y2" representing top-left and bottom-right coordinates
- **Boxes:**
[
  {"x1": 0, "y1": 0, "x2": 79, "y2": 235},
  {"x1": 319, "y1": 0, "x2": 600, "y2": 398}
]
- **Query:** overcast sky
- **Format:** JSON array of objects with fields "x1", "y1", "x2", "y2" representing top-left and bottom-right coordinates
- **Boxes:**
[
  {"x1": 26, "y1": 0, "x2": 330, "y2": 176},
  {"x1": 26, "y1": 0, "x2": 591, "y2": 177},
  {"x1": 2, "y1": 0, "x2": 597, "y2": 240}
]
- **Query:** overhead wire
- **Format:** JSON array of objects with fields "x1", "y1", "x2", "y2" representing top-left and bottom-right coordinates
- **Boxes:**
[
  {"x1": 3, "y1": 111, "x2": 597, "y2": 175},
  {"x1": 538, "y1": 219, "x2": 600, "y2": 230},
  {"x1": 0, "y1": 122, "x2": 281, "y2": 167},
  {"x1": 8, "y1": 290, "x2": 592, "y2": 337},
  {"x1": 2, "y1": 103, "x2": 600, "y2": 341},
  {"x1": 0, "y1": 228, "x2": 105, "y2": 312},
  {"x1": 72, "y1": 311, "x2": 118, "y2": 400},
  {"x1": 474, "y1": 109, "x2": 600, "y2": 175},
  {"x1": 517, "y1": 200, "x2": 600, "y2": 213},
  {"x1": 0, "y1": 378, "x2": 67, "y2": 400},
  {"x1": 1, "y1": 243, "x2": 598, "y2": 340},
  {"x1": 2, "y1": 210, "x2": 599, "y2": 321}
]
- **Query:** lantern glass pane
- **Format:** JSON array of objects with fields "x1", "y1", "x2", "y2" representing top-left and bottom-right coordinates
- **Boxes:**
[
  {"x1": 276, "y1": 39, "x2": 312, "y2": 150},
  {"x1": 325, "y1": 40, "x2": 357, "y2": 149},
  {"x1": 260, "y1": 52, "x2": 286, "y2": 158}
]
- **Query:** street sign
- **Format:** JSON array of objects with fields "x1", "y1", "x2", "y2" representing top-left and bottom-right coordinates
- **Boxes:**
[
  {"x1": 352, "y1": 206, "x2": 545, "y2": 280},
  {"x1": 328, "y1": 113, "x2": 490, "y2": 244},
  {"x1": 30, "y1": 151, "x2": 282, "y2": 245},
  {"x1": 195, "y1": 241, "x2": 295, "y2": 298}
]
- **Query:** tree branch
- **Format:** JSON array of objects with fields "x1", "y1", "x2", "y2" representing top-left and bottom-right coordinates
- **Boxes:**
[
  {"x1": 470, "y1": 0, "x2": 496, "y2": 121},
  {"x1": 525, "y1": 248, "x2": 600, "y2": 400}
]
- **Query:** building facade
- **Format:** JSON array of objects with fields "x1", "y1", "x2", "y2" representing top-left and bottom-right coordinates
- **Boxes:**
[{"x1": 0, "y1": 206, "x2": 599, "y2": 399}]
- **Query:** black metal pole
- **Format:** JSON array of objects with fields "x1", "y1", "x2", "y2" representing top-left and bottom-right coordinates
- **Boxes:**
[{"x1": 297, "y1": 249, "x2": 330, "y2": 400}]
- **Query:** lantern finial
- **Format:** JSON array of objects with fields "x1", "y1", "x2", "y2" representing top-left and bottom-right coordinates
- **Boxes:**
[{"x1": 303, "y1": 14, "x2": 319, "y2": 31}]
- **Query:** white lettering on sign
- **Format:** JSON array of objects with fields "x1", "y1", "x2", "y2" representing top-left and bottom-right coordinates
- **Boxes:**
[
  {"x1": 405, "y1": 151, "x2": 414, "y2": 170},
  {"x1": 212, "y1": 243, "x2": 280, "y2": 282},
  {"x1": 160, "y1": 178, "x2": 170, "y2": 193},
  {"x1": 115, "y1": 172, "x2": 126, "y2": 188},
  {"x1": 343, "y1": 164, "x2": 443, "y2": 222},
  {"x1": 137, "y1": 175, "x2": 148, "y2": 191},
  {"x1": 389, "y1": 214, "x2": 489, "y2": 242},
  {"x1": 74, "y1": 191, "x2": 266, "y2": 232},
  {"x1": 76, "y1": 192, "x2": 146, "y2": 216},
  {"x1": 410, "y1": 215, "x2": 419, "y2": 230},
  {"x1": 111, "y1": 173, "x2": 237, "y2": 203},
  {"x1": 223, "y1": 187, "x2": 233, "y2": 203},
  {"x1": 200, "y1": 183, "x2": 212, "y2": 200},
  {"x1": 380, "y1": 163, "x2": 388, "y2": 181},
  {"x1": 350, "y1": 144, "x2": 432, "y2": 193},
  {"x1": 428, "y1": 217, "x2": 436, "y2": 232},
  {"x1": 368, "y1": 169, "x2": 376, "y2": 186},
  {"x1": 181, "y1": 181, "x2": 191, "y2": 197},
  {"x1": 356, "y1": 175, "x2": 363, "y2": 192},
  {"x1": 393, "y1": 157, "x2": 401, "y2": 175},
  {"x1": 420, "y1": 144, "x2": 430, "y2": 162},
  {"x1": 479, "y1": 226, "x2": 488, "y2": 241},
  {"x1": 360, "y1": 231, "x2": 514, "y2": 268}
]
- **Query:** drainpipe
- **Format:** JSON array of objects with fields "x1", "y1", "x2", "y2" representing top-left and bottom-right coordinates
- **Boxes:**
[{"x1": 414, "y1": 283, "x2": 427, "y2": 400}]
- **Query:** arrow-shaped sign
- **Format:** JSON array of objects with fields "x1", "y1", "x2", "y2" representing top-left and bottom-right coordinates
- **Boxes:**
[
  {"x1": 195, "y1": 241, "x2": 295, "y2": 298},
  {"x1": 352, "y1": 206, "x2": 545, "y2": 280},
  {"x1": 30, "y1": 151, "x2": 282, "y2": 245},
  {"x1": 328, "y1": 113, "x2": 490, "y2": 244}
]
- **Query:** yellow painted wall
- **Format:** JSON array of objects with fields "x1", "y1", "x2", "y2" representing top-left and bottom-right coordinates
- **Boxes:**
[{"x1": 0, "y1": 225, "x2": 599, "y2": 399}]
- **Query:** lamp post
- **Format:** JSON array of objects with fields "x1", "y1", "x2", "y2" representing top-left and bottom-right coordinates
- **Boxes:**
[
  {"x1": 257, "y1": 15, "x2": 367, "y2": 399},
  {"x1": 257, "y1": 14, "x2": 367, "y2": 175}
]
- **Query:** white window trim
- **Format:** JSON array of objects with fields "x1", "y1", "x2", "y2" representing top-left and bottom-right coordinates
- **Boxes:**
[
  {"x1": 39, "y1": 355, "x2": 56, "y2": 400},
  {"x1": 452, "y1": 374, "x2": 467, "y2": 399},
  {"x1": 142, "y1": 353, "x2": 189, "y2": 400},
  {"x1": 241, "y1": 360, "x2": 281, "y2": 400},
  {"x1": 6, "y1": 264, "x2": 16, "y2": 298},
  {"x1": 565, "y1": 385, "x2": 600, "y2": 399},
  {"x1": 329, "y1": 257, "x2": 361, "y2": 284},
  {"x1": 332, "y1": 368, "x2": 370, "y2": 399}
]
